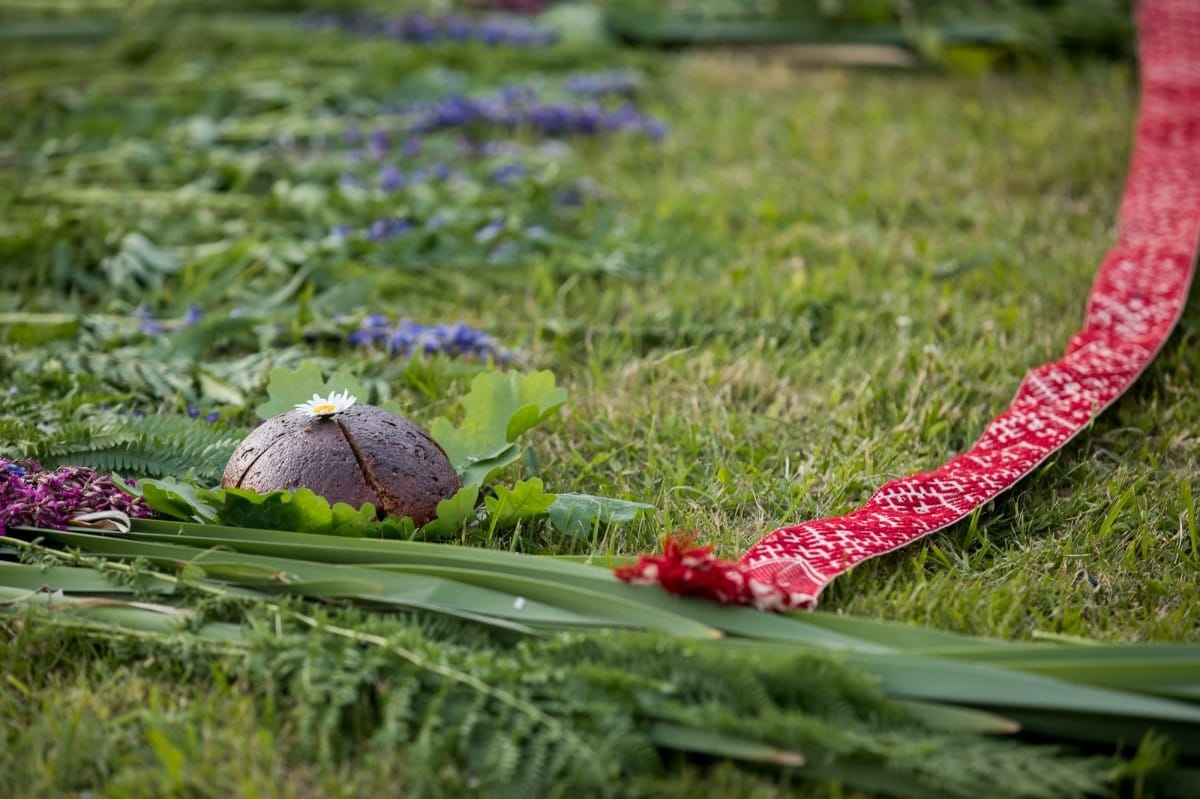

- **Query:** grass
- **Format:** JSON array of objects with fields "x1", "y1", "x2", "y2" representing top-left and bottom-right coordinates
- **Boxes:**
[{"x1": 2, "y1": 5, "x2": 1197, "y2": 797}]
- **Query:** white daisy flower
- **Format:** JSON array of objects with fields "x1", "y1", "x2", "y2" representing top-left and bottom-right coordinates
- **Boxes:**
[{"x1": 295, "y1": 390, "x2": 357, "y2": 419}]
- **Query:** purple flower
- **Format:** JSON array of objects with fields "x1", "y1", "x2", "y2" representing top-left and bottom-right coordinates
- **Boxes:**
[
  {"x1": 379, "y1": 164, "x2": 407, "y2": 191},
  {"x1": 135, "y1": 302, "x2": 164, "y2": 335},
  {"x1": 408, "y1": 87, "x2": 665, "y2": 141},
  {"x1": 499, "y1": 84, "x2": 537, "y2": 104},
  {"x1": 643, "y1": 119, "x2": 669, "y2": 141},
  {"x1": 347, "y1": 315, "x2": 509, "y2": 361},
  {"x1": 368, "y1": 129, "x2": 391, "y2": 158},
  {"x1": 369, "y1": 220, "x2": 390, "y2": 241},
  {"x1": 475, "y1": 219, "x2": 505, "y2": 243},
  {"x1": 0, "y1": 458, "x2": 151, "y2": 536},
  {"x1": 304, "y1": 12, "x2": 558, "y2": 48},
  {"x1": 406, "y1": 14, "x2": 438, "y2": 43},
  {"x1": 183, "y1": 304, "x2": 204, "y2": 326},
  {"x1": 414, "y1": 95, "x2": 478, "y2": 133},
  {"x1": 184, "y1": 405, "x2": 219, "y2": 423},
  {"x1": 368, "y1": 218, "x2": 414, "y2": 241},
  {"x1": 479, "y1": 140, "x2": 513, "y2": 158},
  {"x1": 489, "y1": 163, "x2": 527, "y2": 184},
  {"x1": 444, "y1": 16, "x2": 471, "y2": 42},
  {"x1": 489, "y1": 242, "x2": 517, "y2": 262}
]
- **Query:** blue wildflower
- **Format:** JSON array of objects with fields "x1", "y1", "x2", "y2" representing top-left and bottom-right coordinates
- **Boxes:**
[
  {"x1": 479, "y1": 140, "x2": 515, "y2": 158},
  {"x1": 643, "y1": 119, "x2": 669, "y2": 141},
  {"x1": 407, "y1": 86, "x2": 664, "y2": 140},
  {"x1": 368, "y1": 129, "x2": 391, "y2": 158},
  {"x1": 475, "y1": 219, "x2": 505, "y2": 243},
  {"x1": 368, "y1": 220, "x2": 391, "y2": 241},
  {"x1": 348, "y1": 315, "x2": 509, "y2": 361},
  {"x1": 489, "y1": 242, "x2": 517, "y2": 262},
  {"x1": 444, "y1": 16, "x2": 471, "y2": 42},
  {"x1": 183, "y1": 304, "x2": 204, "y2": 326},
  {"x1": 135, "y1": 302, "x2": 164, "y2": 335},
  {"x1": 368, "y1": 218, "x2": 414, "y2": 241},
  {"x1": 379, "y1": 164, "x2": 407, "y2": 191},
  {"x1": 489, "y1": 163, "x2": 527, "y2": 184},
  {"x1": 499, "y1": 84, "x2": 537, "y2": 104},
  {"x1": 405, "y1": 14, "x2": 438, "y2": 43}
]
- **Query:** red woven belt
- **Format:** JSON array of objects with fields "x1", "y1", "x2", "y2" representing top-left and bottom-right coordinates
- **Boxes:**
[{"x1": 617, "y1": 0, "x2": 1200, "y2": 610}]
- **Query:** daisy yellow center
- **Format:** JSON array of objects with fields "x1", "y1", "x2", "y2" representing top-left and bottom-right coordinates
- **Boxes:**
[{"x1": 295, "y1": 389, "x2": 356, "y2": 418}]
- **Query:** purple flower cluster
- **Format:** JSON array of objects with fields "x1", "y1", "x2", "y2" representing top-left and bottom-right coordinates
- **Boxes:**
[
  {"x1": 135, "y1": 303, "x2": 204, "y2": 335},
  {"x1": 329, "y1": 72, "x2": 661, "y2": 200},
  {"x1": 0, "y1": 458, "x2": 151, "y2": 536},
  {"x1": 365, "y1": 218, "x2": 416, "y2": 241},
  {"x1": 348, "y1": 315, "x2": 509, "y2": 361},
  {"x1": 411, "y1": 93, "x2": 667, "y2": 139},
  {"x1": 331, "y1": 215, "x2": 552, "y2": 252},
  {"x1": 370, "y1": 161, "x2": 456, "y2": 192},
  {"x1": 304, "y1": 12, "x2": 558, "y2": 47},
  {"x1": 187, "y1": 405, "x2": 221, "y2": 424}
]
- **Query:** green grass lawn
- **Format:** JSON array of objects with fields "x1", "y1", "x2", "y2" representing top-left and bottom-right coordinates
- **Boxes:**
[{"x1": 2, "y1": 7, "x2": 1197, "y2": 797}]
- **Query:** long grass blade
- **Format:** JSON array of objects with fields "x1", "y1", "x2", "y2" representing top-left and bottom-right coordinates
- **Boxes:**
[
  {"x1": 126, "y1": 522, "x2": 879, "y2": 646},
  {"x1": 891, "y1": 699, "x2": 1020, "y2": 735},
  {"x1": 647, "y1": 722, "x2": 804, "y2": 767},
  {"x1": 13, "y1": 527, "x2": 723, "y2": 635},
  {"x1": 377, "y1": 563, "x2": 722, "y2": 639},
  {"x1": 791, "y1": 611, "x2": 1017, "y2": 651},
  {"x1": 0, "y1": 584, "x2": 246, "y2": 644},
  {"x1": 0, "y1": 562, "x2": 169, "y2": 594}
]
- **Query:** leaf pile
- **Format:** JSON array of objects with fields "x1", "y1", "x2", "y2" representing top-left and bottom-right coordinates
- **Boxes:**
[{"x1": 3, "y1": 525, "x2": 1199, "y2": 797}]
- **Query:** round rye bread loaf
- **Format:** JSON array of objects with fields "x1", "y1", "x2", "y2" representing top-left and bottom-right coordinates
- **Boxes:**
[{"x1": 221, "y1": 404, "x2": 460, "y2": 526}]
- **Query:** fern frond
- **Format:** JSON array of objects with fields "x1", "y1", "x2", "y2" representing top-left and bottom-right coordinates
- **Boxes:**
[
  {"x1": 4, "y1": 411, "x2": 244, "y2": 481},
  {"x1": 38, "y1": 422, "x2": 141, "y2": 458}
]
